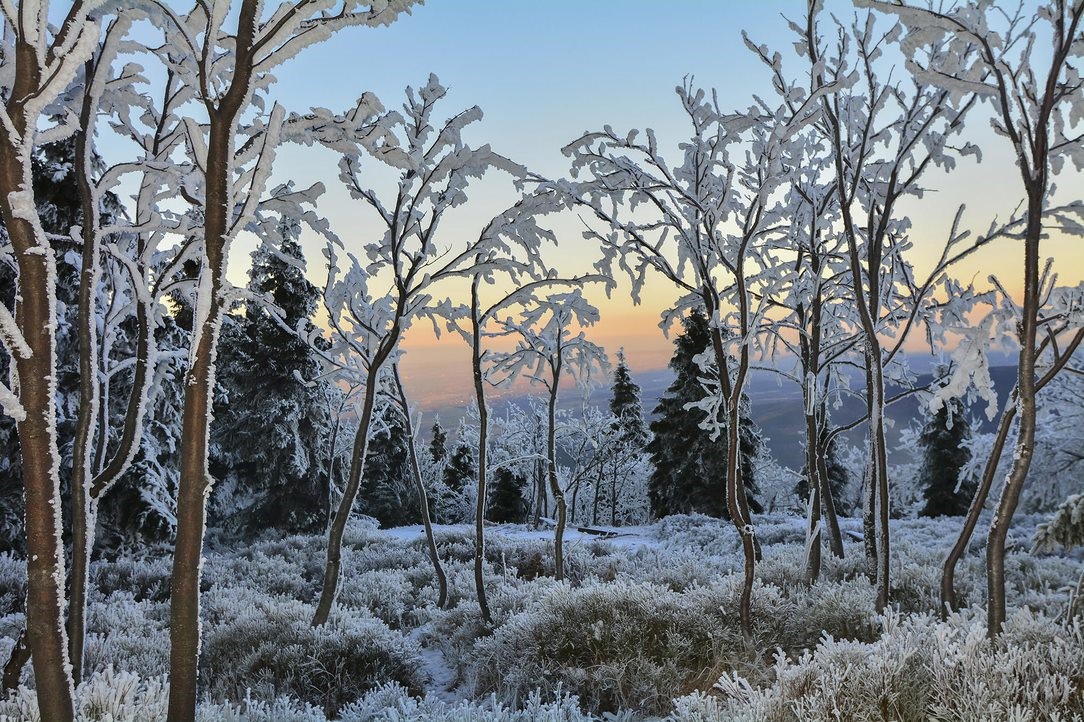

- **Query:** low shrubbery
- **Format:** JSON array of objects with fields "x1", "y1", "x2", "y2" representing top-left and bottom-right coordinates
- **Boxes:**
[{"x1": 1, "y1": 514, "x2": 1081, "y2": 720}]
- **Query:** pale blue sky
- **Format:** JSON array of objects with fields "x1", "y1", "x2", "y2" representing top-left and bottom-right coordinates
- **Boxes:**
[{"x1": 91, "y1": 1, "x2": 1082, "y2": 408}]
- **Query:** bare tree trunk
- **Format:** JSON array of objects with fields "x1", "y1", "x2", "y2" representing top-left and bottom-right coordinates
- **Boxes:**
[
  {"x1": 803, "y1": 408, "x2": 822, "y2": 585},
  {"x1": 313, "y1": 345, "x2": 390, "y2": 626},
  {"x1": 940, "y1": 399, "x2": 1015, "y2": 615},
  {"x1": 591, "y1": 466, "x2": 602, "y2": 525},
  {"x1": 0, "y1": 90, "x2": 76, "y2": 722},
  {"x1": 470, "y1": 283, "x2": 493, "y2": 623},
  {"x1": 986, "y1": 205, "x2": 1041, "y2": 637},
  {"x1": 68, "y1": 58, "x2": 103, "y2": 686},
  {"x1": 1, "y1": 628, "x2": 30, "y2": 694},
  {"x1": 168, "y1": 7, "x2": 259, "y2": 716},
  {"x1": 817, "y1": 425, "x2": 845, "y2": 559},
  {"x1": 547, "y1": 371, "x2": 566, "y2": 581},
  {"x1": 707, "y1": 298, "x2": 756, "y2": 639},
  {"x1": 392, "y1": 366, "x2": 447, "y2": 608}
]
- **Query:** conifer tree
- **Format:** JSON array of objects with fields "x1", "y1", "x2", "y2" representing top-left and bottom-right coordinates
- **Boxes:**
[
  {"x1": 646, "y1": 310, "x2": 762, "y2": 519},
  {"x1": 210, "y1": 221, "x2": 335, "y2": 535},
  {"x1": 917, "y1": 398, "x2": 975, "y2": 518},
  {"x1": 430, "y1": 420, "x2": 448, "y2": 464},
  {"x1": 443, "y1": 443, "x2": 476, "y2": 494},
  {"x1": 359, "y1": 401, "x2": 418, "y2": 528},
  {"x1": 487, "y1": 467, "x2": 528, "y2": 524},
  {"x1": 609, "y1": 348, "x2": 649, "y2": 446}
]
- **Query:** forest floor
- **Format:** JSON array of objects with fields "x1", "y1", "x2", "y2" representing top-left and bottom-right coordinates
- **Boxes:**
[{"x1": 1, "y1": 513, "x2": 1082, "y2": 721}]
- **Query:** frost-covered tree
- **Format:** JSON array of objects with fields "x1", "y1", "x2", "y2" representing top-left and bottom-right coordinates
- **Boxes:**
[
  {"x1": 609, "y1": 349, "x2": 648, "y2": 447},
  {"x1": 441, "y1": 443, "x2": 475, "y2": 511},
  {"x1": 358, "y1": 392, "x2": 416, "y2": 528},
  {"x1": 146, "y1": 3, "x2": 421, "y2": 716},
  {"x1": 210, "y1": 221, "x2": 334, "y2": 536},
  {"x1": 0, "y1": 5, "x2": 109, "y2": 714},
  {"x1": 647, "y1": 310, "x2": 762, "y2": 520},
  {"x1": 917, "y1": 397, "x2": 974, "y2": 518},
  {"x1": 788, "y1": 0, "x2": 1001, "y2": 610},
  {"x1": 312, "y1": 75, "x2": 561, "y2": 626},
  {"x1": 429, "y1": 420, "x2": 448, "y2": 464},
  {"x1": 866, "y1": 0, "x2": 1084, "y2": 634},
  {"x1": 491, "y1": 289, "x2": 609, "y2": 581},
  {"x1": 561, "y1": 65, "x2": 824, "y2": 635}
]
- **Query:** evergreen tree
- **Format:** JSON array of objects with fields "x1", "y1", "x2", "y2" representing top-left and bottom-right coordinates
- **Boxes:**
[
  {"x1": 359, "y1": 400, "x2": 418, "y2": 528},
  {"x1": 646, "y1": 310, "x2": 763, "y2": 519},
  {"x1": 443, "y1": 443, "x2": 475, "y2": 493},
  {"x1": 917, "y1": 397, "x2": 975, "y2": 517},
  {"x1": 609, "y1": 348, "x2": 649, "y2": 446},
  {"x1": 209, "y1": 221, "x2": 336, "y2": 535},
  {"x1": 429, "y1": 420, "x2": 448, "y2": 464},
  {"x1": 487, "y1": 467, "x2": 528, "y2": 524},
  {"x1": 795, "y1": 436, "x2": 852, "y2": 515}
]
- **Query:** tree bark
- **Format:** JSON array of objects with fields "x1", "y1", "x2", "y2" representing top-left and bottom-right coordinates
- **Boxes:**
[
  {"x1": 547, "y1": 363, "x2": 566, "y2": 581},
  {"x1": 469, "y1": 281, "x2": 493, "y2": 623},
  {"x1": 392, "y1": 366, "x2": 447, "y2": 609},
  {"x1": 168, "y1": 5, "x2": 260, "y2": 717},
  {"x1": 0, "y1": 39, "x2": 76, "y2": 721},
  {"x1": 940, "y1": 398, "x2": 1015, "y2": 616}
]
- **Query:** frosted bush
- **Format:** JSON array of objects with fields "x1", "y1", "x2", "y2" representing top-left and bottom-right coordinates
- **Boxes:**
[
  {"x1": 90, "y1": 550, "x2": 173, "y2": 603},
  {"x1": 83, "y1": 592, "x2": 170, "y2": 677},
  {"x1": 672, "y1": 610, "x2": 1084, "y2": 722},
  {"x1": 200, "y1": 587, "x2": 424, "y2": 715},
  {"x1": 0, "y1": 554, "x2": 25, "y2": 617},
  {"x1": 469, "y1": 579, "x2": 759, "y2": 715},
  {"x1": 341, "y1": 683, "x2": 617, "y2": 721}
]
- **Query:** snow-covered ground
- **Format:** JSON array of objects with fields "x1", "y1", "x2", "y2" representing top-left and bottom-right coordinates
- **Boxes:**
[{"x1": 1, "y1": 513, "x2": 1081, "y2": 721}]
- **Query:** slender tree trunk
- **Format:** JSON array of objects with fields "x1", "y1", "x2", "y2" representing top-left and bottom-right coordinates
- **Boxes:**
[
  {"x1": 609, "y1": 463, "x2": 618, "y2": 527},
  {"x1": 68, "y1": 59, "x2": 103, "y2": 685},
  {"x1": 591, "y1": 467, "x2": 602, "y2": 525},
  {"x1": 569, "y1": 476, "x2": 580, "y2": 525},
  {"x1": 470, "y1": 284, "x2": 493, "y2": 623},
  {"x1": 803, "y1": 408, "x2": 822, "y2": 585},
  {"x1": 986, "y1": 203, "x2": 1041, "y2": 637},
  {"x1": 864, "y1": 347, "x2": 891, "y2": 613},
  {"x1": 1, "y1": 628, "x2": 30, "y2": 694},
  {"x1": 707, "y1": 310, "x2": 756, "y2": 639},
  {"x1": 392, "y1": 366, "x2": 447, "y2": 608},
  {"x1": 168, "y1": 9, "x2": 259, "y2": 715},
  {"x1": 940, "y1": 400, "x2": 1016, "y2": 615},
  {"x1": 861, "y1": 361, "x2": 878, "y2": 582},
  {"x1": 313, "y1": 346, "x2": 390, "y2": 626},
  {"x1": 817, "y1": 426, "x2": 845, "y2": 559},
  {"x1": 547, "y1": 375, "x2": 566, "y2": 581},
  {"x1": 0, "y1": 94, "x2": 76, "y2": 722}
]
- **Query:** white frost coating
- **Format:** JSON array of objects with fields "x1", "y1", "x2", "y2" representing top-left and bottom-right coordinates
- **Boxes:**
[
  {"x1": 0, "y1": 379, "x2": 25, "y2": 421},
  {"x1": 188, "y1": 266, "x2": 214, "y2": 371}
]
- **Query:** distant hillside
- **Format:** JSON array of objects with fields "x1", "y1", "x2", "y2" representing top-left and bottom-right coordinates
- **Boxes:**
[{"x1": 426, "y1": 365, "x2": 1018, "y2": 472}]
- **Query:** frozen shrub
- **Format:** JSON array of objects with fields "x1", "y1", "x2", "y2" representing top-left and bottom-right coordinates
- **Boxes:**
[
  {"x1": 673, "y1": 610, "x2": 1084, "y2": 722},
  {"x1": 200, "y1": 588, "x2": 425, "y2": 716},
  {"x1": 0, "y1": 554, "x2": 25, "y2": 617},
  {"x1": 83, "y1": 592, "x2": 170, "y2": 677},
  {"x1": 469, "y1": 580, "x2": 757, "y2": 715},
  {"x1": 341, "y1": 682, "x2": 619, "y2": 721},
  {"x1": 0, "y1": 667, "x2": 168, "y2": 722},
  {"x1": 90, "y1": 551, "x2": 172, "y2": 603}
]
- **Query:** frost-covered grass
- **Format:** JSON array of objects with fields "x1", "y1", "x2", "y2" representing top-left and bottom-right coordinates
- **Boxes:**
[{"x1": 1, "y1": 514, "x2": 1082, "y2": 720}]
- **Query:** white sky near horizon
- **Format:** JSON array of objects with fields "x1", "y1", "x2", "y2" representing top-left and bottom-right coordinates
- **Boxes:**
[{"x1": 92, "y1": 1, "x2": 1084, "y2": 411}]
